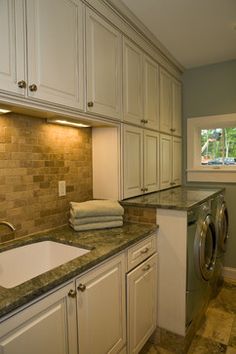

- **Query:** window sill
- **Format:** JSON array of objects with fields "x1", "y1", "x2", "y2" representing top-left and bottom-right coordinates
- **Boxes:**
[{"x1": 187, "y1": 168, "x2": 236, "y2": 182}]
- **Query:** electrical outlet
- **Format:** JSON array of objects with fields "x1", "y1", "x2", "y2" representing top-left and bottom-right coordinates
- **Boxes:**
[{"x1": 58, "y1": 181, "x2": 66, "y2": 197}]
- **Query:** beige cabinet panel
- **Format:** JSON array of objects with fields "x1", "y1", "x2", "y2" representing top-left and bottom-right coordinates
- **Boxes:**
[
  {"x1": 76, "y1": 254, "x2": 126, "y2": 354},
  {"x1": 123, "y1": 125, "x2": 143, "y2": 198},
  {"x1": 86, "y1": 8, "x2": 122, "y2": 119},
  {"x1": 160, "y1": 134, "x2": 172, "y2": 189},
  {"x1": 144, "y1": 130, "x2": 159, "y2": 193},
  {"x1": 172, "y1": 136, "x2": 182, "y2": 185},
  {"x1": 26, "y1": 0, "x2": 84, "y2": 109},
  {"x1": 0, "y1": 282, "x2": 78, "y2": 354},
  {"x1": 172, "y1": 79, "x2": 182, "y2": 136},
  {"x1": 160, "y1": 68, "x2": 172, "y2": 134},
  {"x1": 160, "y1": 68, "x2": 182, "y2": 137},
  {"x1": 143, "y1": 55, "x2": 159, "y2": 130},
  {"x1": 0, "y1": 0, "x2": 25, "y2": 95},
  {"x1": 123, "y1": 39, "x2": 143, "y2": 125},
  {"x1": 160, "y1": 134, "x2": 182, "y2": 189},
  {"x1": 127, "y1": 253, "x2": 158, "y2": 354}
]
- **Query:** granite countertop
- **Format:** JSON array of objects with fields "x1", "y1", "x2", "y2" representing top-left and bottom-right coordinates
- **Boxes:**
[
  {"x1": 121, "y1": 186, "x2": 225, "y2": 211},
  {"x1": 0, "y1": 222, "x2": 157, "y2": 319}
]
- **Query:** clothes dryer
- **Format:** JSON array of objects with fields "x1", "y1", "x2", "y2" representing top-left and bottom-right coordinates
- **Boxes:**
[
  {"x1": 186, "y1": 202, "x2": 217, "y2": 328},
  {"x1": 210, "y1": 194, "x2": 229, "y2": 297}
]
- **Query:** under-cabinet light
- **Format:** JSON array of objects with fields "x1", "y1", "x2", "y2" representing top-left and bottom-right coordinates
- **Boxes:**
[
  {"x1": 48, "y1": 119, "x2": 90, "y2": 128},
  {"x1": 0, "y1": 109, "x2": 11, "y2": 114}
]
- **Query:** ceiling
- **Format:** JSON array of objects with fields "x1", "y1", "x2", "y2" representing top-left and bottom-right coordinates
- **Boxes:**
[{"x1": 120, "y1": 0, "x2": 236, "y2": 69}]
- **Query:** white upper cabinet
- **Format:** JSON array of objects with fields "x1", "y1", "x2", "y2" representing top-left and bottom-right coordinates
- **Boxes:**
[
  {"x1": 0, "y1": 0, "x2": 25, "y2": 95},
  {"x1": 143, "y1": 55, "x2": 159, "y2": 130},
  {"x1": 86, "y1": 8, "x2": 122, "y2": 119},
  {"x1": 26, "y1": 0, "x2": 84, "y2": 109},
  {"x1": 160, "y1": 68, "x2": 172, "y2": 134},
  {"x1": 172, "y1": 79, "x2": 182, "y2": 136},
  {"x1": 160, "y1": 68, "x2": 182, "y2": 136},
  {"x1": 123, "y1": 39, "x2": 143, "y2": 125}
]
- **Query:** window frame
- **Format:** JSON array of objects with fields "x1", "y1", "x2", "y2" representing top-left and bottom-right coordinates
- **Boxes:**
[{"x1": 187, "y1": 113, "x2": 236, "y2": 183}]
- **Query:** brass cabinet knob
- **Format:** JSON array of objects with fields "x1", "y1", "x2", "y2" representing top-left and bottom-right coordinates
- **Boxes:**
[
  {"x1": 68, "y1": 289, "x2": 77, "y2": 298},
  {"x1": 170, "y1": 182, "x2": 176, "y2": 186},
  {"x1": 77, "y1": 283, "x2": 86, "y2": 292},
  {"x1": 17, "y1": 80, "x2": 26, "y2": 89},
  {"x1": 170, "y1": 128, "x2": 176, "y2": 132},
  {"x1": 142, "y1": 264, "x2": 151, "y2": 271},
  {"x1": 87, "y1": 101, "x2": 94, "y2": 107},
  {"x1": 29, "y1": 84, "x2": 38, "y2": 92},
  {"x1": 141, "y1": 188, "x2": 145, "y2": 192},
  {"x1": 140, "y1": 119, "x2": 148, "y2": 124}
]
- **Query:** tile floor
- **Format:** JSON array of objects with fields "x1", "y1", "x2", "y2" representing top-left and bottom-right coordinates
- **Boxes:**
[{"x1": 142, "y1": 281, "x2": 236, "y2": 354}]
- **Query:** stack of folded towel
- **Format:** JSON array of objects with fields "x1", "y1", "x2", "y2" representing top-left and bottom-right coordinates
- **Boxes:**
[{"x1": 69, "y1": 200, "x2": 124, "y2": 231}]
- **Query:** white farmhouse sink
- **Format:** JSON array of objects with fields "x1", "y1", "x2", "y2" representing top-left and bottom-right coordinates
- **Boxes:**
[{"x1": 0, "y1": 241, "x2": 90, "y2": 288}]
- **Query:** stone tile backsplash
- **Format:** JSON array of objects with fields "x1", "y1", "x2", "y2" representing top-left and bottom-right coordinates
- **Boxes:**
[{"x1": 0, "y1": 113, "x2": 93, "y2": 241}]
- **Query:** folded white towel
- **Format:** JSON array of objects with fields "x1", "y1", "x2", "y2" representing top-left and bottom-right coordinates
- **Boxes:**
[
  {"x1": 70, "y1": 200, "x2": 124, "y2": 218},
  {"x1": 69, "y1": 215, "x2": 123, "y2": 226},
  {"x1": 69, "y1": 220, "x2": 123, "y2": 231}
]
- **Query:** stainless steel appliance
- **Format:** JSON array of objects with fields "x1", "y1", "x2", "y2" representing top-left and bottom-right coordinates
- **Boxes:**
[{"x1": 186, "y1": 202, "x2": 217, "y2": 327}]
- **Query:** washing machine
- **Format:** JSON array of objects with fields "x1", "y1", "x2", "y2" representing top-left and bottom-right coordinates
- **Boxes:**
[
  {"x1": 210, "y1": 194, "x2": 229, "y2": 297},
  {"x1": 186, "y1": 202, "x2": 217, "y2": 328}
]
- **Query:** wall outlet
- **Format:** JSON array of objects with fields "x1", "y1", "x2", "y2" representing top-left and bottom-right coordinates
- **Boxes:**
[{"x1": 58, "y1": 181, "x2": 66, "y2": 197}]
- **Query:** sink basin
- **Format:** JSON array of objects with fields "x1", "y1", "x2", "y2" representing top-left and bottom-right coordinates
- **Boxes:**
[{"x1": 0, "y1": 241, "x2": 90, "y2": 288}]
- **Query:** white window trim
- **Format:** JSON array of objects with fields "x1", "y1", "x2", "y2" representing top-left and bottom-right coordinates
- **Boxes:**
[{"x1": 187, "y1": 113, "x2": 236, "y2": 183}]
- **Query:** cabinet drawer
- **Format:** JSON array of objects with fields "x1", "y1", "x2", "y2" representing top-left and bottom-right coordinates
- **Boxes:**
[{"x1": 127, "y1": 233, "x2": 157, "y2": 271}]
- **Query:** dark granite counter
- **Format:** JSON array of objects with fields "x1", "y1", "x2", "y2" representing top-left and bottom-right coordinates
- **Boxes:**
[
  {"x1": 0, "y1": 222, "x2": 157, "y2": 319},
  {"x1": 121, "y1": 186, "x2": 224, "y2": 211}
]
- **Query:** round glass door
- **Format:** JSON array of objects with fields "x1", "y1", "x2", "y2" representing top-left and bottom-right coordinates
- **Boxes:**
[
  {"x1": 218, "y1": 202, "x2": 229, "y2": 253},
  {"x1": 199, "y1": 215, "x2": 217, "y2": 280}
]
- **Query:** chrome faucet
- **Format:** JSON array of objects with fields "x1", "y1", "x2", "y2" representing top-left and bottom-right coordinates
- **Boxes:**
[{"x1": 0, "y1": 221, "x2": 16, "y2": 232}]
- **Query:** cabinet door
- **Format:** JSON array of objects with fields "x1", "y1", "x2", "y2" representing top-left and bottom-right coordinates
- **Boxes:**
[
  {"x1": 76, "y1": 254, "x2": 126, "y2": 354},
  {"x1": 143, "y1": 55, "x2": 159, "y2": 130},
  {"x1": 0, "y1": 282, "x2": 78, "y2": 354},
  {"x1": 127, "y1": 253, "x2": 157, "y2": 354},
  {"x1": 26, "y1": 0, "x2": 84, "y2": 109},
  {"x1": 144, "y1": 130, "x2": 159, "y2": 193},
  {"x1": 0, "y1": 0, "x2": 25, "y2": 95},
  {"x1": 160, "y1": 134, "x2": 172, "y2": 190},
  {"x1": 86, "y1": 8, "x2": 122, "y2": 119},
  {"x1": 123, "y1": 125, "x2": 143, "y2": 198},
  {"x1": 172, "y1": 79, "x2": 182, "y2": 136},
  {"x1": 160, "y1": 68, "x2": 172, "y2": 134},
  {"x1": 172, "y1": 136, "x2": 182, "y2": 186},
  {"x1": 123, "y1": 39, "x2": 143, "y2": 125}
]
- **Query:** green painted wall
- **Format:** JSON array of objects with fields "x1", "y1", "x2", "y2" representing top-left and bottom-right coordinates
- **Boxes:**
[{"x1": 183, "y1": 59, "x2": 236, "y2": 268}]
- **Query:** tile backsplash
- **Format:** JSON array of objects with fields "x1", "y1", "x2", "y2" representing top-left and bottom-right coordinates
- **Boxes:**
[{"x1": 0, "y1": 113, "x2": 93, "y2": 241}]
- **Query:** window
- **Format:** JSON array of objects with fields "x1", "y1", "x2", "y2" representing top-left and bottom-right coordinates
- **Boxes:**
[{"x1": 187, "y1": 113, "x2": 236, "y2": 182}]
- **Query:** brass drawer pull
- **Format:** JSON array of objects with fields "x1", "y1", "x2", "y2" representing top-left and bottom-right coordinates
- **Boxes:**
[
  {"x1": 77, "y1": 283, "x2": 86, "y2": 292},
  {"x1": 141, "y1": 247, "x2": 149, "y2": 254},
  {"x1": 142, "y1": 264, "x2": 151, "y2": 271}
]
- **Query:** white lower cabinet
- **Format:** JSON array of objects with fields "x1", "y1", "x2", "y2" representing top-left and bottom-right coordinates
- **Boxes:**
[
  {"x1": 0, "y1": 281, "x2": 78, "y2": 354},
  {"x1": 76, "y1": 253, "x2": 126, "y2": 354},
  {"x1": 127, "y1": 253, "x2": 158, "y2": 354}
]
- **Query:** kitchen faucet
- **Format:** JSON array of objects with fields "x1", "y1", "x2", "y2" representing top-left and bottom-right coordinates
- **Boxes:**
[{"x1": 0, "y1": 221, "x2": 16, "y2": 232}]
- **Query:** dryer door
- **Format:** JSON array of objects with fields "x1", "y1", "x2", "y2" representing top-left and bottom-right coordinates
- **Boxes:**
[
  {"x1": 218, "y1": 201, "x2": 229, "y2": 253},
  {"x1": 195, "y1": 214, "x2": 217, "y2": 281}
]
